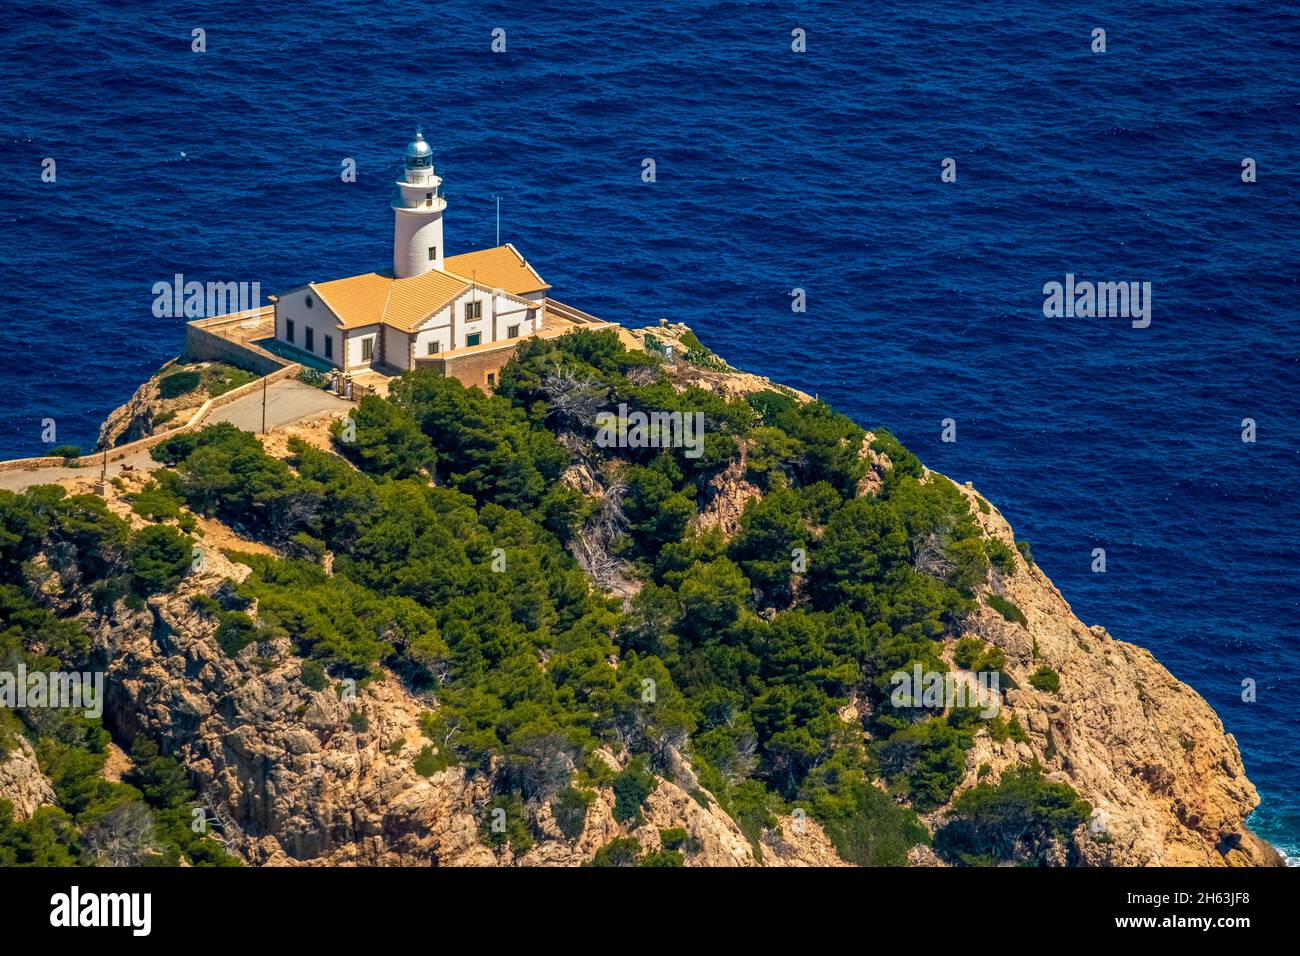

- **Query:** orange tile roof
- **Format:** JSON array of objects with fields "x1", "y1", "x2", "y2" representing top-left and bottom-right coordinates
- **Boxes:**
[
  {"x1": 307, "y1": 246, "x2": 548, "y2": 333},
  {"x1": 310, "y1": 269, "x2": 467, "y2": 332},
  {"x1": 443, "y1": 244, "x2": 551, "y2": 296},
  {"x1": 381, "y1": 269, "x2": 474, "y2": 332},
  {"x1": 310, "y1": 272, "x2": 395, "y2": 330}
]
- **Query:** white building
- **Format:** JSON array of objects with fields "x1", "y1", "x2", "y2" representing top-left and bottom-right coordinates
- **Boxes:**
[{"x1": 271, "y1": 129, "x2": 552, "y2": 376}]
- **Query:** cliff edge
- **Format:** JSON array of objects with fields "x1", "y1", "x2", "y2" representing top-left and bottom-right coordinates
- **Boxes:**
[{"x1": 7, "y1": 325, "x2": 1279, "y2": 867}]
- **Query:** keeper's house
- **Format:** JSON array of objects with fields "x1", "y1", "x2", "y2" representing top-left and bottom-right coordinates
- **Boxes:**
[{"x1": 268, "y1": 128, "x2": 609, "y2": 387}]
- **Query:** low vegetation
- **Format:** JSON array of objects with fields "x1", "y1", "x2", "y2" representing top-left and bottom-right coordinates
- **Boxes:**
[
  {"x1": 987, "y1": 593, "x2": 1027, "y2": 626},
  {"x1": 158, "y1": 369, "x2": 201, "y2": 399},
  {"x1": 0, "y1": 328, "x2": 1085, "y2": 866},
  {"x1": 1028, "y1": 665, "x2": 1061, "y2": 694},
  {"x1": 159, "y1": 362, "x2": 258, "y2": 402},
  {"x1": 0, "y1": 491, "x2": 239, "y2": 864},
  {"x1": 933, "y1": 764, "x2": 1091, "y2": 865}
]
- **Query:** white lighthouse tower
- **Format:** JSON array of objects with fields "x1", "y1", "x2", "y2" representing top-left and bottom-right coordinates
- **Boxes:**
[{"x1": 392, "y1": 128, "x2": 446, "y2": 279}]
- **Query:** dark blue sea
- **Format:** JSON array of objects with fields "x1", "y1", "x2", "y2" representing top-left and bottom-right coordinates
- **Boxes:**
[{"x1": 1, "y1": 1, "x2": 1297, "y2": 859}]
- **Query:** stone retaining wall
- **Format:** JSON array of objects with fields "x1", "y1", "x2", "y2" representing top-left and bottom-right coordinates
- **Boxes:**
[
  {"x1": 0, "y1": 363, "x2": 303, "y2": 475},
  {"x1": 184, "y1": 310, "x2": 288, "y2": 376},
  {"x1": 414, "y1": 343, "x2": 519, "y2": 389}
]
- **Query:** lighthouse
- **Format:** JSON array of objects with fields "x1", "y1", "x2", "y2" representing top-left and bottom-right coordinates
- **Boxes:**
[
  {"x1": 266, "y1": 125, "x2": 566, "y2": 385},
  {"x1": 392, "y1": 128, "x2": 446, "y2": 279}
]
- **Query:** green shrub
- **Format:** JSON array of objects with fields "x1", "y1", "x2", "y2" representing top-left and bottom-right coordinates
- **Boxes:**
[
  {"x1": 987, "y1": 715, "x2": 1010, "y2": 741},
  {"x1": 684, "y1": 346, "x2": 729, "y2": 370},
  {"x1": 0, "y1": 711, "x2": 22, "y2": 761},
  {"x1": 933, "y1": 764, "x2": 1090, "y2": 866},
  {"x1": 868, "y1": 429, "x2": 923, "y2": 480},
  {"x1": 158, "y1": 370, "x2": 201, "y2": 399},
  {"x1": 215, "y1": 611, "x2": 258, "y2": 656},
  {"x1": 190, "y1": 592, "x2": 221, "y2": 615},
  {"x1": 124, "y1": 738, "x2": 193, "y2": 810},
  {"x1": 1007, "y1": 714, "x2": 1031, "y2": 744},
  {"x1": 288, "y1": 532, "x2": 326, "y2": 563},
  {"x1": 799, "y1": 754, "x2": 930, "y2": 865},
  {"x1": 658, "y1": 827, "x2": 690, "y2": 851},
  {"x1": 122, "y1": 738, "x2": 242, "y2": 867},
  {"x1": 679, "y1": 328, "x2": 705, "y2": 351},
  {"x1": 479, "y1": 794, "x2": 533, "y2": 854},
  {"x1": 1015, "y1": 539, "x2": 1035, "y2": 566},
  {"x1": 716, "y1": 779, "x2": 779, "y2": 851},
  {"x1": 952, "y1": 636, "x2": 1008, "y2": 692},
  {"x1": 639, "y1": 849, "x2": 684, "y2": 866},
  {"x1": 945, "y1": 535, "x2": 991, "y2": 595},
  {"x1": 413, "y1": 745, "x2": 440, "y2": 777},
  {"x1": 48, "y1": 444, "x2": 81, "y2": 459},
  {"x1": 987, "y1": 594, "x2": 1027, "y2": 626},
  {"x1": 745, "y1": 426, "x2": 800, "y2": 488},
  {"x1": 126, "y1": 524, "x2": 192, "y2": 595},
  {"x1": 953, "y1": 636, "x2": 984, "y2": 669},
  {"x1": 985, "y1": 538, "x2": 1017, "y2": 575},
  {"x1": 611, "y1": 759, "x2": 656, "y2": 824},
  {"x1": 871, "y1": 718, "x2": 970, "y2": 811},
  {"x1": 588, "y1": 837, "x2": 642, "y2": 867},
  {"x1": 332, "y1": 395, "x2": 435, "y2": 479},
  {"x1": 127, "y1": 472, "x2": 187, "y2": 523},
  {"x1": 727, "y1": 488, "x2": 805, "y2": 606},
  {"x1": 1028, "y1": 665, "x2": 1060, "y2": 694},
  {"x1": 551, "y1": 787, "x2": 595, "y2": 840},
  {"x1": 299, "y1": 659, "x2": 328, "y2": 691},
  {"x1": 388, "y1": 369, "x2": 566, "y2": 511},
  {"x1": 233, "y1": 556, "x2": 407, "y2": 680},
  {"x1": 204, "y1": 365, "x2": 257, "y2": 397}
]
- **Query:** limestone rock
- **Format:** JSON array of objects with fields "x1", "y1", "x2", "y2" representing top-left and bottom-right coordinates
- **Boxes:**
[
  {"x1": 80, "y1": 568, "x2": 836, "y2": 867},
  {"x1": 97, "y1": 376, "x2": 157, "y2": 449},
  {"x1": 47, "y1": 330, "x2": 1281, "y2": 868},
  {"x1": 948, "y1": 480, "x2": 1282, "y2": 866},
  {"x1": 0, "y1": 736, "x2": 57, "y2": 820},
  {"x1": 762, "y1": 813, "x2": 849, "y2": 867},
  {"x1": 692, "y1": 453, "x2": 762, "y2": 538}
]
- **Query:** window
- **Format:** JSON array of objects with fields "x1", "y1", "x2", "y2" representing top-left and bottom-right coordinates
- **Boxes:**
[
  {"x1": 464, "y1": 300, "x2": 482, "y2": 321},
  {"x1": 466, "y1": 333, "x2": 481, "y2": 347},
  {"x1": 324, "y1": 335, "x2": 333, "y2": 359},
  {"x1": 305, "y1": 295, "x2": 313, "y2": 309},
  {"x1": 361, "y1": 337, "x2": 373, "y2": 361},
  {"x1": 305, "y1": 327, "x2": 314, "y2": 352},
  {"x1": 487, "y1": 373, "x2": 496, "y2": 387},
  {"x1": 286, "y1": 319, "x2": 295, "y2": 343},
  {"x1": 427, "y1": 341, "x2": 440, "y2": 355},
  {"x1": 425, "y1": 192, "x2": 433, "y2": 203},
  {"x1": 507, "y1": 324, "x2": 519, "y2": 338},
  {"x1": 428, "y1": 245, "x2": 437, "y2": 261}
]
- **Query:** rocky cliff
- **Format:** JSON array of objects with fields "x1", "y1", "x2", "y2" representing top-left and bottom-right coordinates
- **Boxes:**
[
  {"x1": 651, "y1": 330, "x2": 1279, "y2": 867},
  {"x1": 939, "y1": 479, "x2": 1277, "y2": 866},
  {"x1": 59, "y1": 548, "x2": 840, "y2": 866},
  {"x1": 15, "y1": 330, "x2": 1278, "y2": 867},
  {"x1": 0, "y1": 737, "x2": 57, "y2": 820},
  {"x1": 96, "y1": 359, "x2": 259, "y2": 449}
]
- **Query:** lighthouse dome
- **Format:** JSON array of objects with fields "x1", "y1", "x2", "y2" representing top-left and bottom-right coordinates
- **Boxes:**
[{"x1": 405, "y1": 129, "x2": 433, "y2": 168}]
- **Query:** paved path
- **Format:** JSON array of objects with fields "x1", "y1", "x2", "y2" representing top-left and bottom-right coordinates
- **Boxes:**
[
  {"x1": 206, "y1": 379, "x2": 351, "y2": 433},
  {"x1": 0, "y1": 380, "x2": 352, "y2": 493}
]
